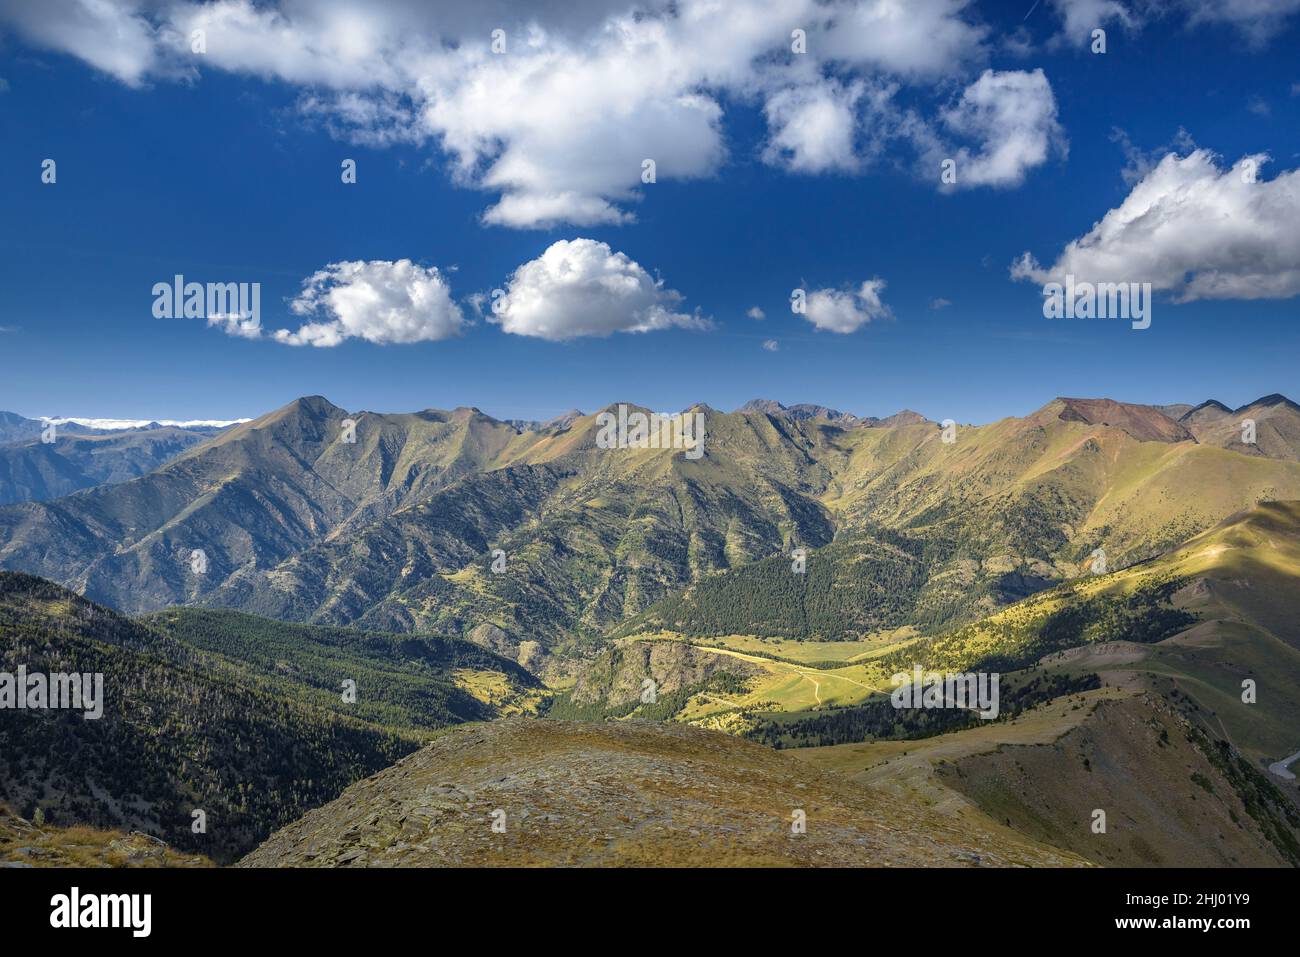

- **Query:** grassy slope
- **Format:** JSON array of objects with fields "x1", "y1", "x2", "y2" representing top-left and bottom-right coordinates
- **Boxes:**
[
  {"x1": 0, "y1": 802, "x2": 213, "y2": 868},
  {"x1": 238, "y1": 719, "x2": 1088, "y2": 868}
]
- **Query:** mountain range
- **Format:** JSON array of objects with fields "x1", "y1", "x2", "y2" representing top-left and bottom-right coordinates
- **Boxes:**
[
  {"x1": 2, "y1": 390, "x2": 1299, "y2": 868},
  {"x1": 3, "y1": 392, "x2": 1297, "y2": 661}
]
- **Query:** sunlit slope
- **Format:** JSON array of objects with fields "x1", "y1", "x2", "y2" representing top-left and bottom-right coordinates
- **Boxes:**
[
  {"x1": 794, "y1": 689, "x2": 1300, "y2": 867},
  {"x1": 860, "y1": 501, "x2": 1300, "y2": 772},
  {"x1": 622, "y1": 405, "x2": 1300, "y2": 642}
]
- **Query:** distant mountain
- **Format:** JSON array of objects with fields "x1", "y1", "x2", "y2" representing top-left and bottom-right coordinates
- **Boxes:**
[
  {"x1": 1180, "y1": 398, "x2": 1233, "y2": 423},
  {"x1": 0, "y1": 411, "x2": 235, "y2": 447},
  {"x1": 738, "y1": 398, "x2": 861, "y2": 424},
  {"x1": 869, "y1": 409, "x2": 930, "y2": 427},
  {"x1": 1157, "y1": 402, "x2": 1195, "y2": 420},
  {"x1": 505, "y1": 409, "x2": 584, "y2": 432},
  {"x1": 0, "y1": 426, "x2": 212, "y2": 505},
  {"x1": 0, "y1": 396, "x2": 543, "y2": 613},
  {"x1": 736, "y1": 399, "x2": 930, "y2": 428},
  {"x1": 0, "y1": 411, "x2": 96, "y2": 445},
  {"x1": 1179, "y1": 394, "x2": 1300, "y2": 460}
]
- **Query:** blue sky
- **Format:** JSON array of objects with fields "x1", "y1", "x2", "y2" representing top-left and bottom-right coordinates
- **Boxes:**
[{"x1": 1, "y1": 0, "x2": 1298, "y2": 426}]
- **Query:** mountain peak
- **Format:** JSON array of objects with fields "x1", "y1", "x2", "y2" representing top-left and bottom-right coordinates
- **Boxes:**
[
  {"x1": 278, "y1": 395, "x2": 343, "y2": 418},
  {"x1": 738, "y1": 399, "x2": 786, "y2": 415},
  {"x1": 1237, "y1": 393, "x2": 1300, "y2": 413},
  {"x1": 1178, "y1": 399, "x2": 1234, "y2": 426},
  {"x1": 738, "y1": 399, "x2": 860, "y2": 424},
  {"x1": 874, "y1": 409, "x2": 930, "y2": 427},
  {"x1": 1035, "y1": 397, "x2": 1194, "y2": 443}
]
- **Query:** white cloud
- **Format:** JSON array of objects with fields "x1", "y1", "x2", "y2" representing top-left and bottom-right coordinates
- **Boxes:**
[
  {"x1": 760, "y1": 78, "x2": 902, "y2": 174},
  {"x1": 1180, "y1": 0, "x2": 1300, "y2": 44},
  {"x1": 492, "y1": 238, "x2": 708, "y2": 341},
  {"x1": 207, "y1": 312, "x2": 264, "y2": 340},
  {"x1": 935, "y1": 69, "x2": 1064, "y2": 188},
  {"x1": 930, "y1": 297, "x2": 952, "y2": 309},
  {"x1": 1112, "y1": 126, "x2": 1196, "y2": 185},
  {"x1": 276, "y1": 259, "x2": 465, "y2": 347},
  {"x1": 1046, "y1": 0, "x2": 1300, "y2": 45},
  {"x1": 0, "y1": 0, "x2": 1055, "y2": 226},
  {"x1": 803, "y1": 279, "x2": 893, "y2": 333},
  {"x1": 1049, "y1": 0, "x2": 1134, "y2": 45},
  {"x1": 8, "y1": 0, "x2": 1295, "y2": 227},
  {"x1": 0, "y1": 0, "x2": 166, "y2": 87},
  {"x1": 1012, "y1": 148, "x2": 1300, "y2": 301},
  {"x1": 763, "y1": 80, "x2": 864, "y2": 174},
  {"x1": 762, "y1": 338, "x2": 779, "y2": 351},
  {"x1": 819, "y1": 0, "x2": 988, "y2": 76},
  {"x1": 47, "y1": 417, "x2": 250, "y2": 430},
  {"x1": 747, "y1": 306, "x2": 766, "y2": 320},
  {"x1": 480, "y1": 191, "x2": 634, "y2": 230}
]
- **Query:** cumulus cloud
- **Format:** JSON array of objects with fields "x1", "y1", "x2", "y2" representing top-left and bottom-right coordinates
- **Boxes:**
[
  {"x1": 277, "y1": 260, "x2": 465, "y2": 347},
  {"x1": 1012, "y1": 149, "x2": 1300, "y2": 301},
  {"x1": 763, "y1": 79, "x2": 866, "y2": 174},
  {"x1": 803, "y1": 279, "x2": 893, "y2": 333},
  {"x1": 762, "y1": 338, "x2": 779, "y2": 352},
  {"x1": 1046, "y1": 0, "x2": 1300, "y2": 45},
  {"x1": 933, "y1": 69, "x2": 1064, "y2": 188},
  {"x1": 207, "y1": 312, "x2": 264, "y2": 340},
  {"x1": 1049, "y1": 0, "x2": 1134, "y2": 45},
  {"x1": 818, "y1": 0, "x2": 988, "y2": 76},
  {"x1": 761, "y1": 78, "x2": 901, "y2": 174},
  {"x1": 1180, "y1": 0, "x2": 1300, "y2": 44},
  {"x1": 747, "y1": 306, "x2": 766, "y2": 320},
  {"x1": 0, "y1": 0, "x2": 166, "y2": 87},
  {"x1": 0, "y1": 0, "x2": 1071, "y2": 226},
  {"x1": 491, "y1": 239, "x2": 707, "y2": 341}
]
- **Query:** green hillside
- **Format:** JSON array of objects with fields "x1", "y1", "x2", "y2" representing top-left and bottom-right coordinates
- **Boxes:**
[
  {"x1": 144, "y1": 607, "x2": 545, "y2": 731},
  {"x1": 0, "y1": 573, "x2": 543, "y2": 864}
]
